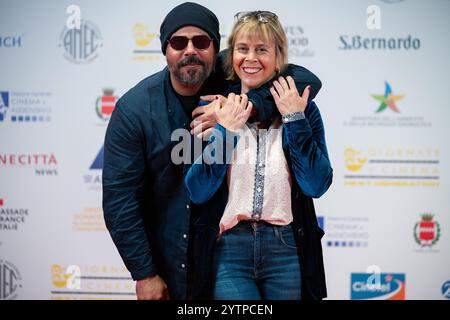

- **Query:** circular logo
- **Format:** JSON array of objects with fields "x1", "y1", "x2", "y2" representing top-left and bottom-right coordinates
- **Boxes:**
[
  {"x1": 59, "y1": 20, "x2": 103, "y2": 64},
  {"x1": 442, "y1": 281, "x2": 450, "y2": 299},
  {"x1": 0, "y1": 260, "x2": 22, "y2": 300}
]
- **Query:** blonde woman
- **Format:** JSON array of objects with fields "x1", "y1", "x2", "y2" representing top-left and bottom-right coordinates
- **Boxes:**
[{"x1": 185, "y1": 11, "x2": 332, "y2": 300}]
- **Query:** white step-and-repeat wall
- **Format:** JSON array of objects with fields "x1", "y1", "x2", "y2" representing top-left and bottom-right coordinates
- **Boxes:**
[{"x1": 1, "y1": 0, "x2": 449, "y2": 300}]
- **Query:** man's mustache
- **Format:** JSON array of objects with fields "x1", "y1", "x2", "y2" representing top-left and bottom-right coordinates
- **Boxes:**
[{"x1": 177, "y1": 56, "x2": 206, "y2": 68}]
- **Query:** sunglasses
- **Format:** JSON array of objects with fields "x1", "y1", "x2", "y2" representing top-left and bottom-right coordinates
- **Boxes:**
[
  {"x1": 234, "y1": 11, "x2": 278, "y2": 23},
  {"x1": 168, "y1": 35, "x2": 212, "y2": 51}
]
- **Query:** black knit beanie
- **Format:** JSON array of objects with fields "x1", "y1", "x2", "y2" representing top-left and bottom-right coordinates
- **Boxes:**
[{"x1": 160, "y1": 2, "x2": 220, "y2": 55}]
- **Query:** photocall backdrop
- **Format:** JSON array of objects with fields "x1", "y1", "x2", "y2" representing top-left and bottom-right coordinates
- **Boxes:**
[{"x1": 0, "y1": 0, "x2": 449, "y2": 300}]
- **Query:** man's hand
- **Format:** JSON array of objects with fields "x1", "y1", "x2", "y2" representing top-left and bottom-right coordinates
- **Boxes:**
[
  {"x1": 190, "y1": 95, "x2": 226, "y2": 139},
  {"x1": 136, "y1": 275, "x2": 170, "y2": 300},
  {"x1": 200, "y1": 94, "x2": 227, "y2": 108}
]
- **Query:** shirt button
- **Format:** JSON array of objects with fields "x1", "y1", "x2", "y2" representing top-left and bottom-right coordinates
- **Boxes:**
[
  {"x1": 186, "y1": 204, "x2": 190, "y2": 209},
  {"x1": 181, "y1": 264, "x2": 186, "y2": 268},
  {"x1": 183, "y1": 234, "x2": 187, "y2": 239}
]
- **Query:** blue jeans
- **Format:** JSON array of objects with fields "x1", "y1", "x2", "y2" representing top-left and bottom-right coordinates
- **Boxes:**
[{"x1": 212, "y1": 221, "x2": 301, "y2": 300}]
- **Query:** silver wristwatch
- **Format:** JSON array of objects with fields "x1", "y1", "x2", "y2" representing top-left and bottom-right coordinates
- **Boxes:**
[{"x1": 282, "y1": 111, "x2": 305, "y2": 123}]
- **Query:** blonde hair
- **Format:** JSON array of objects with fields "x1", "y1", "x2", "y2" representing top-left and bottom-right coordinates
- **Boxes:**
[{"x1": 225, "y1": 12, "x2": 288, "y2": 81}]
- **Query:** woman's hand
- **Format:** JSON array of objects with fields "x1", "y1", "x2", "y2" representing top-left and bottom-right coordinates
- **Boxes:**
[
  {"x1": 270, "y1": 76, "x2": 311, "y2": 115},
  {"x1": 215, "y1": 93, "x2": 253, "y2": 132}
]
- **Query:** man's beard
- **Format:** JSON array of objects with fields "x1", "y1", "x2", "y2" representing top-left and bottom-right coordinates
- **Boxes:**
[{"x1": 169, "y1": 55, "x2": 212, "y2": 86}]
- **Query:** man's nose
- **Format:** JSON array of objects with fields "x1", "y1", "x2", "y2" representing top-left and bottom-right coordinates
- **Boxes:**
[{"x1": 184, "y1": 40, "x2": 197, "y2": 55}]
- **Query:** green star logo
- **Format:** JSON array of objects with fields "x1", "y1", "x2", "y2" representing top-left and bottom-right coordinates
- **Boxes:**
[{"x1": 372, "y1": 81, "x2": 404, "y2": 113}]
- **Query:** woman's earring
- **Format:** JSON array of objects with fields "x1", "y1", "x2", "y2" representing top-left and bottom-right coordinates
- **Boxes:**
[{"x1": 276, "y1": 62, "x2": 282, "y2": 73}]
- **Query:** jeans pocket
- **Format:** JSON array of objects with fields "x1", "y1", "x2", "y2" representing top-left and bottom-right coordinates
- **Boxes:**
[{"x1": 279, "y1": 227, "x2": 298, "y2": 249}]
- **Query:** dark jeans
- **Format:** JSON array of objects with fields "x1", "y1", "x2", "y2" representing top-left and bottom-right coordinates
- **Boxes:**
[{"x1": 212, "y1": 221, "x2": 301, "y2": 300}]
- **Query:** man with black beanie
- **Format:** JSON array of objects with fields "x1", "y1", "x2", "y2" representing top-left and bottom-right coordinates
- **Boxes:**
[
  {"x1": 159, "y1": 2, "x2": 221, "y2": 55},
  {"x1": 103, "y1": 2, "x2": 322, "y2": 300}
]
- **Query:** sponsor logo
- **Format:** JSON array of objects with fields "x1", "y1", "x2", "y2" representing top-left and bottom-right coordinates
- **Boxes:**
[
  {"x1": 73, "y1": 208, "x2": 106, "y2": 232},
  {"x1": 351, "y1": 273, "x2": 405, "y2": 300},
  {"x1": 414, "y1": 213, "x2": 441, "y2": 249},
  {"x1": 95, "y1": 88, "x2": 117, "y2": 122},
  {"x1": 132, "y1": 23, "x2": 162, "y2": 61},
  {"x1": 90, "y1": 146, "x2": 103, "y2": 170},
  {"x1": 59, "y1": 20, "x2": 103, "y2": 63},
  {"x1": 442, "y1": 281, "x2": 450, "y2": 299},
  {"x1": 317, "y1": 216, "x2": 324, "y2": 230},
  {"x1": 372, "y1": 81, "x2": 403, "y2": 113},
  {"x1": 83, "y1": 146, "x2": 103, "y2": 190},
  {"x1": 343, "y1": 147, "x2": 440, "y2": 187},
  {"x1": 0, "y1": 35, "x2": 22, "y2": 48},
  {"x1": 339, "y1": 34, "x2": 420, "y2": 50},
  {"x1": 0, "y1": 92, "x2": 9, "y2": 121},
  {"x1": 318, "y1": 216, "x2": 369, "y2": 248},
  {"x1": 50, "y1": 264, "x2": 134, "y2": 300},
  {"x1": 0, "y1": 198, "x2": 29, "y2": 231},
  {"x1": 284, "y1": 25, "x2": 314, "y2": 58},
  {"x1": 344, "y1": 82, "x2": 431, "y2": 128},
  {"x1": 0, "y1": 260, "x2": 22, "y2": 300},
  {"x1": 0, "y1": 91, "x2": 52, "y2": 123},
  {"x1": 0, "y1": 153, "x2": 58, "y2": 176}
]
